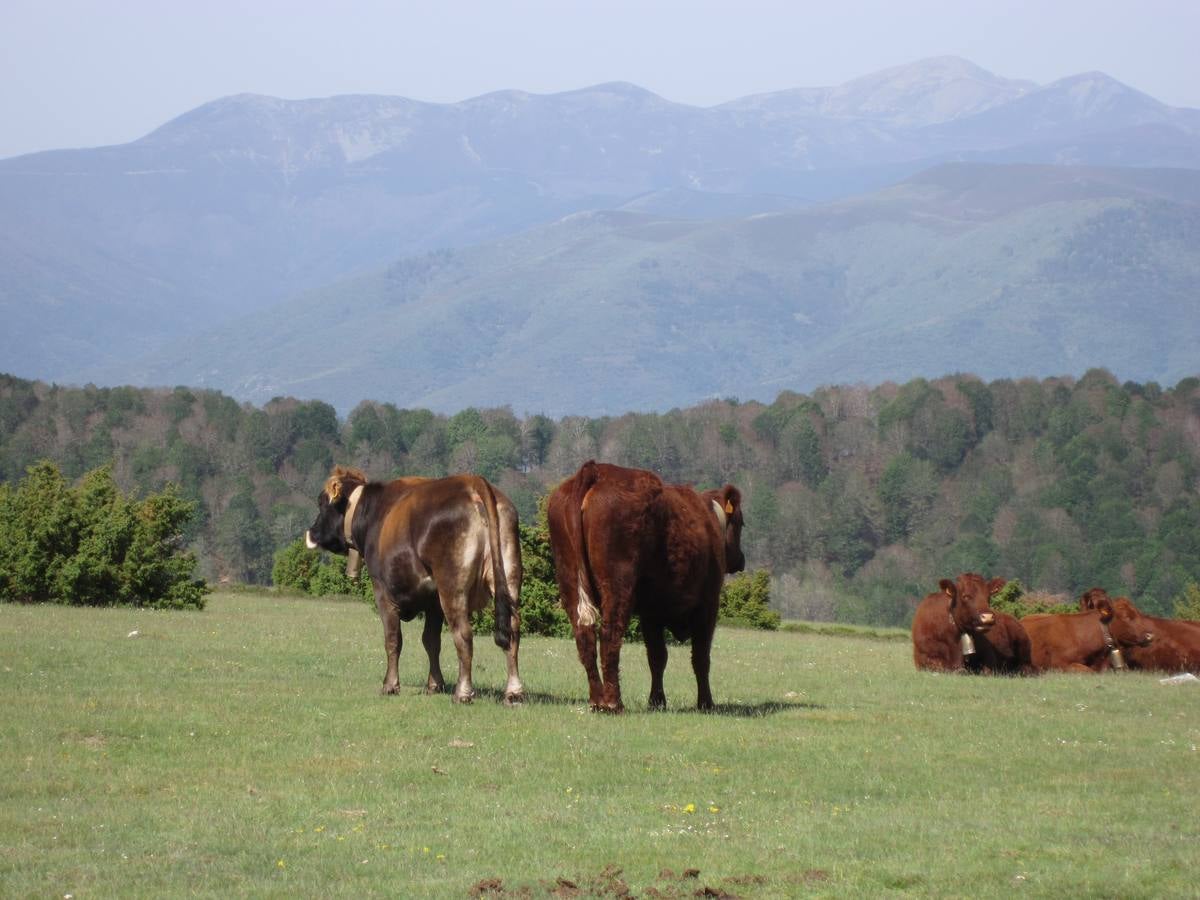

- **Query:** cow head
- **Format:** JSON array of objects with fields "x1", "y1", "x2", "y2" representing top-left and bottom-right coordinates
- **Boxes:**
[
  {"x1": 1100, "y1": 596, "x2": 1155, "y2": 649},
  {"x1": 1078, "y1": 587, "x2": 1110, "y2": 612},
  {"x1": 939, "y1": 573, "x2": 1003, "y2": 634},
  {"x1": 704, "y1": 485, "x2": 745, "y2": 574},
  {"x1": 305, "y1": 465, "x2": 368, "y2": 555}
]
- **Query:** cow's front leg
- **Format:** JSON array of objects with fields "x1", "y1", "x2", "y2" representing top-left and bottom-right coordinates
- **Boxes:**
[
  {"x1": 421, "y1": 604, "x2": 446, "y2": 694},
  {"x1": 643, "y1": 619, "x2": 668, "y2": 710},
  {"x1": 443, "y1": 604, "x2": 475, "y2": 704},
  {"x1": 375, "y1": 587, "x2": 403, "y2": 695}
]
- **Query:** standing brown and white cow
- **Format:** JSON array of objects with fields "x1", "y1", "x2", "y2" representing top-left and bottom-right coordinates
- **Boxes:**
[
  {"x1": 305, "y1": 466, "x2": 524, "y2": 704},
  {"x1": 547, "y1": 460, "x2": 745, "y2": 713}
]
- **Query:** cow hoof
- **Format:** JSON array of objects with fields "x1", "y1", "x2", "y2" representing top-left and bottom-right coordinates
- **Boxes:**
[
  {"x1": 381, "y1": 683, "x2": 401, "y2": 696},
  {"x1": 648, "y1": 694, "x2": 666, "y2": 710},
  {"x1": 424, "y1": 682, "x2": 446, "y2": 695},
  {"x1": 593, "y1": 702, "x2": 624, "y2": 714},
  {"x1": 503, "y1": 691, "x2": 524, "y2": 706},
  {"x1": 697, "y1": 701, "x2": 715, "y2": 713},
  {"x1": 452, "y1": 692, "x2": 474, "y2": 705}
]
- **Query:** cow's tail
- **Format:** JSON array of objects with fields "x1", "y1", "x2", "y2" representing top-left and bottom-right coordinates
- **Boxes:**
[
  {"x1": 477, "y1": 476, "x2": 514, "y2": 651},
  {"x1": 564, "y1": 460, "x2": 601, "y2": 628}
]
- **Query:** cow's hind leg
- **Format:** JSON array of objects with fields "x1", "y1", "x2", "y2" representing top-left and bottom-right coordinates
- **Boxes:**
[
  {"x1": 375, "y1": 586, "x2": 403, "y2": 695},
  {"x1": 598, "y1": 610, "x2": 630, "y2": 713},
  {"x1": 503, "y1": 605, "x2": 524, "y2": 705},
  {"x1": 690, "y1": 607, "x2": 718, "y2": 711},
  {"x1": 569, "y1": 616, "x2": 603, "y2": 710},
  {"x1": 500, "y1": 530, "x2": 524, "y2": 705},
  {"x1": 644, "y1": 619, "x2": 668, "y2": 710},
  {"x1": 441, "y1": 599, "x2": 475, "y2": 704},
  {"x1": 421, "y1": 605, "x2": 446, "y2": 694}
]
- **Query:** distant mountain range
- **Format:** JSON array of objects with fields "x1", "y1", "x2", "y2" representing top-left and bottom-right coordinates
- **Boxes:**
[{"x1": 2, "y1": 57, "x2": 1198, "y2": 413}]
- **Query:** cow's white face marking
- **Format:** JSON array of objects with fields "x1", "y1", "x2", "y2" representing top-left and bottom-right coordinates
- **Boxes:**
[{"x1": 305, "y1": 530, "x2": 318, "y2": 550}]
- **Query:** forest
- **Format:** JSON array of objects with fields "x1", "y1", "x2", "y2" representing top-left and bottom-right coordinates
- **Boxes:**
[{"x1": 1, "y1": 369, "x2": 1197, "y2": 626}]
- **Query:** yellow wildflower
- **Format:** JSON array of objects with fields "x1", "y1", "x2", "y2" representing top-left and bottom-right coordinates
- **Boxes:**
[{"x1": 683, "y1": 803, "x2": 696, "y2": 814}]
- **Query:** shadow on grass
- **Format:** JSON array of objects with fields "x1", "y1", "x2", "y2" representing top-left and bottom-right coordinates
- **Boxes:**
[
  {"x1": 471, "y1": 685, "x2": 824, "y2": 717},
  {"x1": 472, "y1": 685, "x2": 582, "y2": 707}
]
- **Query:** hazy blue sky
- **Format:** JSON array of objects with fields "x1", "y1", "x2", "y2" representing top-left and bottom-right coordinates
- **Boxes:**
[{"x1": 2, "y1": 0, "x2": 1198, "y2": 159}]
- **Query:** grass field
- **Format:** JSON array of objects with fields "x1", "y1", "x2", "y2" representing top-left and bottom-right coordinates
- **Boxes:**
[{"x1": 2, "y1": 593, "x2": 1198, "y2": 898}]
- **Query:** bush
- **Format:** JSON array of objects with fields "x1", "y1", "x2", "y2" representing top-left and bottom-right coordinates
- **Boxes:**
[
  {"x1": 271, "y1": 538, "x2": 373, "y2": 603},
  {"x1": 472, "y1": 523, "x2": 572, "y2": 638},
  {"x1": 989, "y1": 579, "x2": 1068, "y2": 619},
  {"x1": 0, "y1": 461, "x2": 207, "y2": 609},
  {"x1": 1173, "y1": 581, "x2": 1200, "y2": 620},
  {"x1": 719, "y1": 570, "x2": 781, "y2": 630}
]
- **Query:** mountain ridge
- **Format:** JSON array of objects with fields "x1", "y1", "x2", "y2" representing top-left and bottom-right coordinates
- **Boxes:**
[
  {"x1": 89, "y1": 162, "x2": 1200, "y2": 416},
  {"x1": 2, "y1": 57, "x2": 1198, "y2": 415}
]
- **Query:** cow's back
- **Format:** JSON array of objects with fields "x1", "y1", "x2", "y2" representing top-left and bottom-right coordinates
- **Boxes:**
[
  {"x1": 912, "y1": 592, "x2": 958, "y2": 671},
  {"x1": 1022, "y1": 611, "x2": 1105, "y2": 672},
  {"x1": 636, "y1": 484, "x2": 725, "y2": 623}
]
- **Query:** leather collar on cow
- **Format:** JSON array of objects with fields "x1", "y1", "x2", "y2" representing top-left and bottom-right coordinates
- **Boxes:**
[
  {"x1": 949, "y1": 610, "x2": 976, "y2": 657},
  {"x1": 343, "y1": 485, "x2": 365, "y2": 579},
  {"x1": 1099, "y1": 618, "x2": 1126, "y2": 670}
]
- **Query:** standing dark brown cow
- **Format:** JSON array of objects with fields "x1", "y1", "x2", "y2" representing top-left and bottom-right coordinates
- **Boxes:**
[
  {"x1": 1021, "y1": 589, "x2": 1154, "y2": 673},
  {"x1": 911, "y1": 573, "x2": 1005, "y2": 672},
  {"x1": 1078, "y1": 589, "x2": 1200, "y2": 673},
  {"x1": 305, "y1": 466, "x2": 523, "y2": 704},
  {"x1": 547, "y1": 460, "x2": 745, "y2": 713}
]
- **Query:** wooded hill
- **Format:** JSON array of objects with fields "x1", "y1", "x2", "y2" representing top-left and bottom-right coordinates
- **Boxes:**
[{"x1": 1, "y1": 369, "x2": 1197, "y2": 625}]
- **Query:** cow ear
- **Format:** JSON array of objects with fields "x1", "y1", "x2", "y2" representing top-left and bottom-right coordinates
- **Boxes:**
[
  {"x1": 721, "y1": 485, "x2": 742, "y2": 516},
  {"x1": 328, "y1": 479, "x2": 342, "y2": 503},
  {"x1": 987, "y1": 577, "x2": 1006, "y2": 596},
  {"x1": 939, "y1": 579, "x2": 956, "y2": 601},
  {"x1": 1099, "y1": 603, "x2": 1114, "y2": 623}
]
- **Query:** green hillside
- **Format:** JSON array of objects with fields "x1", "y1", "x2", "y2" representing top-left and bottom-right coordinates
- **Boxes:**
[
  {"x1": 2, "y1": 369, "x2": 1198, "y2": 625},
  {"x1": 123, "y1": 163, "x2": 1200, "y2": 415}
]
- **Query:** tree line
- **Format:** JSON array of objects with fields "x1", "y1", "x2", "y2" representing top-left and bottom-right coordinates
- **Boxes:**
[{"x1": 1, "y1": 369, "x2": 1197, "y2": 625}]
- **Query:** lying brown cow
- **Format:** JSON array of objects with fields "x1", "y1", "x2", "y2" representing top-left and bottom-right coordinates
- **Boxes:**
[
  {"x1": 1122, "y1": 619, "x2": 1200, "y2": 673},
  {"x1": 1077, "y1": 591, "x2": 1200, "y2": 673},
  {"x1": 1021, "y1": 589, "x2": 1154, "y2": 673},
  {"x1": 969, "y1": 611, "x2": 1033, "y2": 675},
  {"x1": 911, "y1": 573, "x2": 1005, "y2": 672},
  {"x1": 547, "y1": 460, "x2": 745, "y2": 712},
  {"x1": 305, "y1": 466, "x2": 523, "y2": 704}
]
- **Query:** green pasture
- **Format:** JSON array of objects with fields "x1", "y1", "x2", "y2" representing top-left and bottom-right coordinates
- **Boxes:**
[{"x1": 2, "y1": 593, "x2": 1197, "y2": 898}]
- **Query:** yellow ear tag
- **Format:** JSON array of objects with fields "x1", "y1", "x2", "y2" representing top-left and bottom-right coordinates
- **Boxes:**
[
  {"x1": 329, "y1": 482, "x2": 341, "y2": 502},
  {"x1": 724, "y1": 500, "x2": 734, "y2": 514}
]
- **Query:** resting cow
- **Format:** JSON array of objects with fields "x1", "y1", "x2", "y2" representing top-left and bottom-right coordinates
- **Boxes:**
[
  {"x1": 911, "y1": 573, "x2": 1005, "y2": 672},
  {"x1": 1078, "y1": 589, "x2": 1200, "y2": 673},
  {"x1": 305, "y1": 466, "x2": 524, "y2": 704},
  {"x1": 547, "y1": 460, "x2": 745, "y2": 712},
  {"x1": 1021, "y1": 589, "x2": 1154, "y2": 673},
  {"x1": 969, "y1": 611, "x2": 1033, "y2": 675}
]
